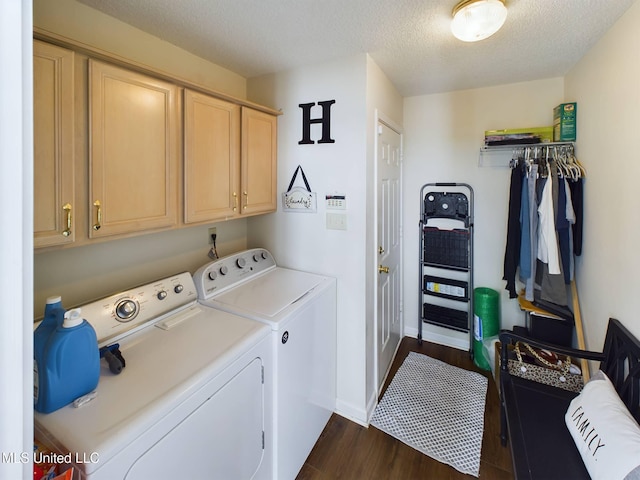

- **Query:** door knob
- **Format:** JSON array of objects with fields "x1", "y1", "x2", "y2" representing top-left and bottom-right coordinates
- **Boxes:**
[{"x1": 378, "y1": 265, "x2": 390, "y2": 274}]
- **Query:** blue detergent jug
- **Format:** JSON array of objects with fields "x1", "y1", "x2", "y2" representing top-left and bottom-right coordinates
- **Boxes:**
[
  {"x1": 34, "y1": 296, "x2": 65, "y2": 409},
  {"x1": 35, "y1": 308, "x2": 100, "y2": 414}
]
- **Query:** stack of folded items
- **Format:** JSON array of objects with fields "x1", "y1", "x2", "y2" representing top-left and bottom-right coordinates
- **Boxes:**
[{"x1": 484, "y1": 126, "x2": 553, "y2": 146}]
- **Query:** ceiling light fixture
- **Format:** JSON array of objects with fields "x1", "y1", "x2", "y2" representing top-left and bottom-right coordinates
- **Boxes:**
[{"x1": 451, "y1": 0, "x2": 508, "y2": 42}]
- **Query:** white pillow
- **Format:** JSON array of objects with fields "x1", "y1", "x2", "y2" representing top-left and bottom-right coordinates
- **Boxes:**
[{"x1": 565, "y1": 370, "x2": 640, "y2": 480}]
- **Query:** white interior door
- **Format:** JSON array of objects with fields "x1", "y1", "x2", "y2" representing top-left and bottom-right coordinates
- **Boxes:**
[{"x1": 376, "y1": 120, "x2": 402, "y2": 392}]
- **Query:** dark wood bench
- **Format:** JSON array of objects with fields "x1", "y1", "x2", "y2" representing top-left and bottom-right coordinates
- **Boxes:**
[{"x1": 499, "y1": 318, "x2": 640, "y2": 480}]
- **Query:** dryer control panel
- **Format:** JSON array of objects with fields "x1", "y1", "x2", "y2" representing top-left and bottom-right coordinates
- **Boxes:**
[{"x1": 193, "y1": 248, "x2": 276, "y2": 300}]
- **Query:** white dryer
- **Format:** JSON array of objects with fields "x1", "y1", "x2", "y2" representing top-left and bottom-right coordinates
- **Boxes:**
[
  {"x1": 194, "y1": 249, "x2": 337, "y2": 480},
  {"x1": 35, "y1": 272, "x2": 272, "y2": 480}
]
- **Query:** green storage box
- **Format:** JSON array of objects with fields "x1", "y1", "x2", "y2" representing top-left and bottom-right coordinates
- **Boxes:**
[{"x1": 553, "y1": 102, "x2": 577, "y2": 142}]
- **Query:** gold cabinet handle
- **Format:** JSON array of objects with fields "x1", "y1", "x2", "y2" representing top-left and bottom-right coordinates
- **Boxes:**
[
  {"x1": 378, "y1": 265, "x2": 390, "y2": 274},
  {"x1": 92, "y1": 200, "x2": 102, "y2": 230},
  {"x1": 233, "y1": 192, "x2": 238, "y2": 212},
  {"x1": 243, "y1": 191, "x2": 248, "y2": 210},
  {"x1": 62, "y1": 203, "x2": 72, "y2": 237}
]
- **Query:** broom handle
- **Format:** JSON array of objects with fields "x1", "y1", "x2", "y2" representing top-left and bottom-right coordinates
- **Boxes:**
[{"x1": 571, "y1": 280, "x2": 590, "y2": 382}]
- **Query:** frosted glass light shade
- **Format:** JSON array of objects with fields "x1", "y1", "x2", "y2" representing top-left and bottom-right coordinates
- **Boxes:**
[{"x1": 451, "y1": 0, "x2": 507, "y2": 42}]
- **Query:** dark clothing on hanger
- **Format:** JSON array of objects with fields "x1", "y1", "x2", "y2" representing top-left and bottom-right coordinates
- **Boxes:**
[
  {"x1": 556, "y1": 177, "x2": 572, "y2": 284},
  {"x1": 569, "y1": 179, "x2": 584, "y2": 256},
  {"x1": 536, "y1": 259, "x2": 569, "y2": 306},
  {"x1": 524, "y1": 164, "x2": 539, "y2": 301},
  {"x1": 503, "y1": 164, "x2": 523, "y2": 298},
  {"x1": 519, "y1": 174, "x2": 531, "y2": 279}
]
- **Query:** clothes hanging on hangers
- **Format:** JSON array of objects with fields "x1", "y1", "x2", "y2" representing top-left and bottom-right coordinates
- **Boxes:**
[{"x1": 502, "y1": 145, "x2": 585, "y2": 307}]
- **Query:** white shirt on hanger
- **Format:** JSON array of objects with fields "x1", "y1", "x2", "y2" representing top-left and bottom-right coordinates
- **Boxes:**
[{"x1": 537, "y1": 177, "x2": 561, "y2": 274}]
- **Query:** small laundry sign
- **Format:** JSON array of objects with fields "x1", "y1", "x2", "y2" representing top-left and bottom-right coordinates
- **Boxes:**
[{"x1": 282, "y1": 165, "x2": 317, "y2": 213}]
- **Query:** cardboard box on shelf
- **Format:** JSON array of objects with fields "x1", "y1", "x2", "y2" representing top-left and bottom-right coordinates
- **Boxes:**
[{"x1": 553, "y1": 102, "x2": 577, "y2": 142}]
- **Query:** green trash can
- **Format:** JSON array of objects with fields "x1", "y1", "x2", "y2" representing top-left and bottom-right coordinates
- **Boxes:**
[{"x1": 473, "y1": 287, "x2": 500, "y2": 370}]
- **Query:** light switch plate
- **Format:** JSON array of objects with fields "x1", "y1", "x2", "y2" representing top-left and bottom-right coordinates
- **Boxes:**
[{"x1": 326, "y1": 213, "x2": 347, "y2": 230}]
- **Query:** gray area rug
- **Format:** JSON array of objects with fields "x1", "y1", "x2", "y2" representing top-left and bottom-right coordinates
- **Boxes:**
[{"x1": 370, "y1": 352, "x2": 488, "y2": 477}]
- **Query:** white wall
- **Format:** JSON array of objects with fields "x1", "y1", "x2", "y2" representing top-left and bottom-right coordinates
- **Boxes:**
[
  {"x1": 565, "y1": 1, "x2": 640, "y2": 350},
  {"x1": 33, "y1": 0, "x2": 251, "y2": 317},
  {"x1": 0, "y1": 0, "x2": 33, "y2": 477},
  {"x1": 402, "y1": 78, "x2": 565, "y2": 348},
  {"x1": 247, "y1": 55, "x2": 403, "y2": 424},
  {"x1": 247, "y1": 55, "x2": 370, "y2": 423}
]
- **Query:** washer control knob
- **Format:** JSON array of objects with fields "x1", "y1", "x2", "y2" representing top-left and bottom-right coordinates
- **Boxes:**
[
  {"x1": 261, "y1": 251, "x2": 268, "y2": 260},
  {"x1": 219, "y1": 265, "x2": 229, "y2": 276},
  {"x1": 236, "y1": 258, "x2": 246, "y2": 268},
  {"x1": 208, "y1": 270, "x2": 218, "y2": 281},
  {"x1": 253, "y1": 254, "x2": 261, "y2": 262},
  {"x1": 174, "y1": 284, "x2": 184, "y2": 294},
  {"x1": 157, "y1": 290, "x2": 167, "y2": 300},
  {"x1": 115, "y1": 299, "x2": 137, "y2": 320}
]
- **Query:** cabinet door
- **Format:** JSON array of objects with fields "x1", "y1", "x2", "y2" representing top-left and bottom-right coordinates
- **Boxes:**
[
  {"x1": 240, "y1": 107, "x2": 277, "y2": 216},
  {"x1": 89, "y1": 60, "x2": 179, "y2": 238},
  {"x1": 184, "y1": 89, "x2": 240, "y2": 224},
  {"x1": 33, "y1": 40, "x2": 75, "y2": 248}
]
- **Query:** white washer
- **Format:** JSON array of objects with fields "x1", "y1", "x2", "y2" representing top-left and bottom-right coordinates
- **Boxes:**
[
  {"x1": 34, "y1": 272, "x2": 273, "y2": 480},
  {"x1": 194, "y1": 249, "x2": 337, "y2": 480}
]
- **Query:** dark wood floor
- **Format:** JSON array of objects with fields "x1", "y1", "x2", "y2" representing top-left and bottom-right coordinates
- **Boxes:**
[{"x1": 297, "y1": 337, "x2": 514, "y2": 480}]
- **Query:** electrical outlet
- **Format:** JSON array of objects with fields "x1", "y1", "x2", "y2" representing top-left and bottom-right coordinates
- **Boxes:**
[{"x1": 208, "y1": 227, "x2": 217, "y2": 244}]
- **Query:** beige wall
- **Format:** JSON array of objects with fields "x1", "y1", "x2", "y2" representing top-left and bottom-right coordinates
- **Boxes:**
[
  {"x1": 35, "y1": 223, "x2": 249, "y2": 317},
  {"x1": 33, "y1": 0, "x2": 246, "y2": 98},
  {"x1": 33, "y1": 0, "x2": 250, "y2": 318},
  {"x1": 565, "y1": 1, "x2": 640, "y2": 350}
]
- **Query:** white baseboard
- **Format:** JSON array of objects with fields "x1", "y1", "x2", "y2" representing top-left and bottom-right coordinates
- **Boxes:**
[
  {"x1": 335, "y1": 399, "x2": 369, "y2": 427},
  {"x1": 404, "y1": 325, "x2": 470, "y2": 351},
  {"x1": 365, "y1": 390, "x2": 378, "y2": 426}
]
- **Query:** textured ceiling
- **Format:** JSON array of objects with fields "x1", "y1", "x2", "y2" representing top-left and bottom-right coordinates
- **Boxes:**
[{"x1": 77, "y1": 0, "x2": 636, "y2": 97}]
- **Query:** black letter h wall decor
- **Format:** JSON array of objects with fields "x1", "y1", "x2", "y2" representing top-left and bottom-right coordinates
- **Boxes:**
[{"x1": 298, "y1": 100, "x2": 336, "y2": 145}]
